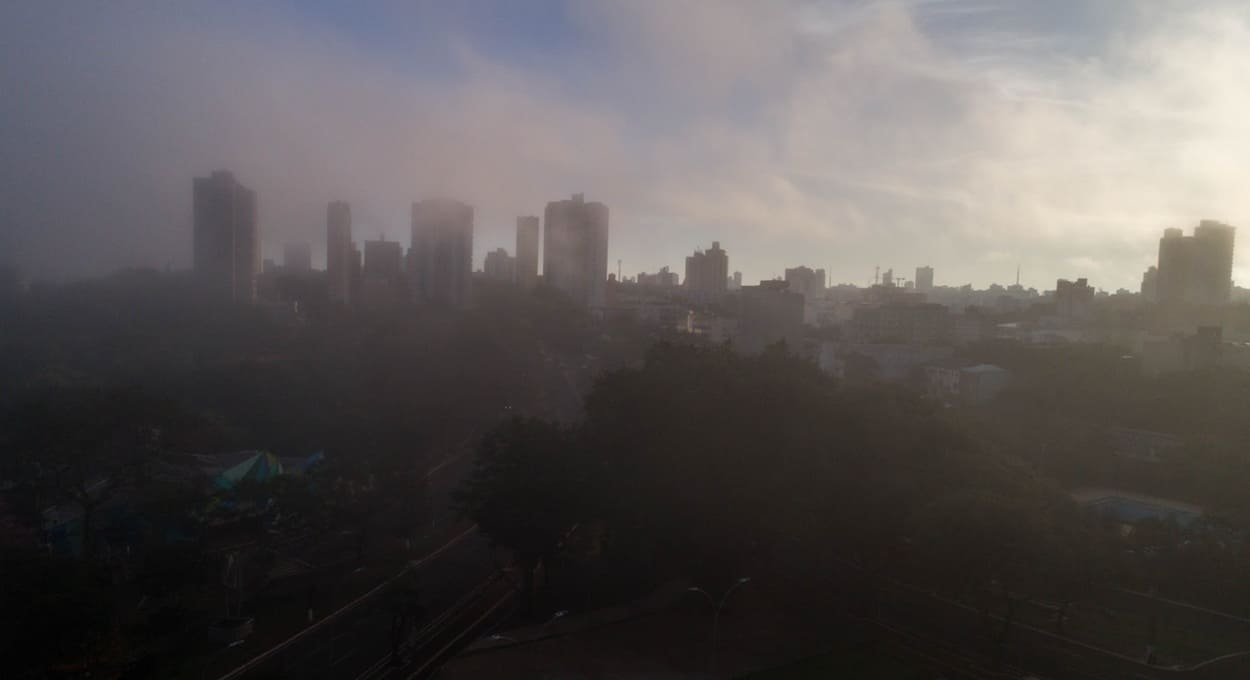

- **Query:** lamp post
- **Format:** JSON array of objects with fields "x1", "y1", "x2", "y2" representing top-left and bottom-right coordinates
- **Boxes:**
[{"x1": 687, "y1": 577, "x2": 751, "y2": 676}]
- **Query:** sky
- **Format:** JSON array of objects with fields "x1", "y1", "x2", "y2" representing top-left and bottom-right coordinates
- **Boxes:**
[{"x1": 4, "y1": 0, "x2": 1250, "y2": 291}]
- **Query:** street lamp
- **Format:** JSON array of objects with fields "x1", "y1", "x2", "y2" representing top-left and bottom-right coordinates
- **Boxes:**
[{"x1": 687, "y1": 577, "x2": 752, "y2": 675}]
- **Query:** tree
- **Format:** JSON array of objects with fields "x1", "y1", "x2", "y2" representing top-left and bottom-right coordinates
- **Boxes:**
[
  {"x1": 2, "y1": 387, "x2": 204, "y2": 561},
  {"x1": 456, "y1": 418, "x2": 584, "y2": 612}
]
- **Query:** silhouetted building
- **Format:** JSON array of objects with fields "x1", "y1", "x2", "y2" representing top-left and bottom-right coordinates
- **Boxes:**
[
  {"x1": 684, "y1": 242, "x2": 728, "y2": 301},
  {"x1": 515, "y1": 216, "x2": 540, "y2": 289},
  {"x1": 360, "y1": 238, "x2": 404, "y2": 307},
  {"x1": 1055, "y1": 277, "x2": 1094, "y2": 320},
  {"x1": 193, "y1": 170, "x2": 258, "y2": 303},
  {"x1": 1157, "y1": 221, "x2": 1236, "y2": 305},
  {"x1": 738, "y1": 281, "x2": 805, "y2": 354},
  {"x1": 732, "y1": 271, "x2": 743, "y2": 289},
  {"x1": 1141, "y1": 265, "x2": 1158, "y2": 303},
  {"x1": 284, "y1": 242, "x2": 312, "y2": 272},
  {"x1": 364, "y1": 239, "x2": 402, "y2": 281},
  {"x1": 484, "y1": 247, "x2": 516, "y2": 283},
  {"x1": 784, "y1": 266, "x2": 826, "y2": 300},
  {"x1": 637, "y1": 267, "x2": 679, "y2": 288},
  {"x1": 410, "y1": 198, "x2": 473, "y2": 307},
  {"x1": 915, "y1": 266, "x2": 934, "y2": 292},
  {"x1": 327, "y1": 201, "x2": 353, "y2": 305},
  {"x1": 543, "y1": 193, "x2": 609, "y2": 307}
]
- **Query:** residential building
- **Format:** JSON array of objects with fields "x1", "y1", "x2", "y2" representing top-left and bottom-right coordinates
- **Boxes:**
[
  {"x1": 193, "y1": 170, "x2": 258, "y2": 303},
  {"x1": 1055, "y1": 277, "x2": 1094, "y2": 320},
  {"x1": 784, "y1": 266, "x2": 826, "y2": 300},
  {"x1": 637, "y1": 267, "x2": 680, "y2": 288},
  {"x1": 915, "y1": 266, "x2": 934, "y2": 292},
  {"x1": 1157, "y1": 221, "x2": 1236, "y2": 305},
  {"x1": 684, "y1": 242, "x2": 729, "y2": 302},
  {"x1": 364, "y1": 238, "x2": 402, "y2": 281},
  {"x1": 361, "y1": 237, "x2": 404, "y2": 306},
  {"x1": 1141, "y1": 266, "x2": 1158, "y2": 303},
  {"x1": 327, "y1": 201, "x2": 353, "y2": 304},
  {"x1": 515, "y1": 216, "x2": 540, "y2": 289},
  {"x1": 484, "y1": 247, "x2": 516, "y2": 283},
  {"x1": 410, "y1": 198, "x2": 474, "y2": 307},
  {"x1": 543, "y1": 193, "x2": 609, "y2": 307}
]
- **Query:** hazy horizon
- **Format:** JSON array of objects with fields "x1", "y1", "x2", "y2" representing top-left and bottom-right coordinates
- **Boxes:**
[{"x1": 5, "y1": 1, "x2": 1250, "y2": 290}]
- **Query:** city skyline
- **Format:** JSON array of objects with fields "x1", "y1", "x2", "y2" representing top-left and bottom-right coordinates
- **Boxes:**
[{"x1": 8, "y1": 2, "x2": 1250, "y2": 290}]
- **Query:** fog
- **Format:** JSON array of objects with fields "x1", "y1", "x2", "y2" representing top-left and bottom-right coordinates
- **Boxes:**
[{"x1": 5, "y1": 0, "x2": 1250, "y2": 287}]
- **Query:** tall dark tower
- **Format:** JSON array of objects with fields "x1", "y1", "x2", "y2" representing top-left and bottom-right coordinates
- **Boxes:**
[
  {"x1": 410, "y1": 199, "x2": 474, "y2": 307},
  {"x1": 543, "y1": 193, "x2": 609, "y2": 307},
  {"x1": 515, "y1": 215, "x2": 540, "y2": 290},
  {"x1": 193, "y1": 171, "x2": 258, "y2": 303}
]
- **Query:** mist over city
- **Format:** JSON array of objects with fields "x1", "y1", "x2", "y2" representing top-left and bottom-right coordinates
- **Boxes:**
[{"x1": 6, "y1": 2, "x2": 1250, "y2": 679}]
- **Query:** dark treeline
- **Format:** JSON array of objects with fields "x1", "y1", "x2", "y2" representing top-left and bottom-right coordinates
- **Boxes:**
[
  {"x1": 0, "y1": 269, "x2": 660, "y2": 676},
  {"x1": 457, "y1": 343, "x2": 1115, "y2": 651}
]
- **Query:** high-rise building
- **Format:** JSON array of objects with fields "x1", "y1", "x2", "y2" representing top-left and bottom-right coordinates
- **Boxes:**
[
  {"x1": 684, "y1": 242, "x2": 729, "y2": 302},
  {"x1": 364, "y1": 239, "x2": 403, "y2": 281},
  {"x1": 516, "y1": 216, "x2": 540, "y2": 290},
  {"x1": 732, "y1": 271, "x2": 743, "y2": 289},
  {"x1": 484, "y1": 247, "x2": 516, "y2": 283},
  {"x1": 1194, "y1": 220, "x2": 1235, "y2": 304},
  {"x1": 784, "y1": 266, "x2": 826, "y2": 300},
  {"x1": 284, "y1": 242, "x2": 312, "y2": 272},
  {"x1": 327, "y1": 201, "x2": 353, "y2": 304},
  {"x1": 193, "y1": 170, "x2": 258, "y2": 303},
  {"x1": 1141, "y1": 266, "x2": 1158, "y2": 302},
  {"x1": 410, "y1": 199, "x2": 473, "y2": 307},
  {"x1": 915, "y1": 266, "x2": 934, "y2": 292},
  {"x1": 1157, "y1": 221, "x2": 1236, "y2": 305},
  {"x1": 637, "y1": 266, "x2": 680, "y2": 288},
  {"x1": 543, "y1": 193, "x2": 609, "y2": 307},
  {"x1": 360, "y1": 237, "x2": 404, "y2": 307},
  {"x1": 1055, "y1": 278, "x2": 1094, "y2": 320}
]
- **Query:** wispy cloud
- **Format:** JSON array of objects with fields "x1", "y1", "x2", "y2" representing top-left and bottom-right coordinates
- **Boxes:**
[{"x1": 3, "y1": 1, "x2": 1250, "y2": 289}]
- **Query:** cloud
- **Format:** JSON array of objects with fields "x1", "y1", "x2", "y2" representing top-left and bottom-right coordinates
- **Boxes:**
[{"x1": 3, "y1": 1, "x2": 1250, "y2": 290}]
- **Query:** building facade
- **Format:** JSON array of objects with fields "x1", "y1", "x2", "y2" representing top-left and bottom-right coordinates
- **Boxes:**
[
  {"x1": 1055, "y1": 277, "x2": 1095, "y2": 320},
  {"x1": 326, "y1": 201, "x2": 353, "y2": 305},
  {"x1": 410, "y1": 198, "x2": 474, "y2": 307},
  {"x1": 484, "y1": 247, "x2": 516, "y2": 283},
  {"x1": 543, "y1": 193, "x2": 609, "y2": 307},
  {"x1": 915, "y1": 266, "x2": 934, "y2": 292},
  {"x1": 784, "y1": 266, "x2": 826, "y2": 300},
  {"x1": 1157, "y1": 221, "x2": 1236, "y2": 305},
  {"x1": 515, "y1": 216, "x2": 540, "y2": 290},
  {"x1": 684, "y1": 242, "x2": 729, "y2": 302},
  {"x1": 193, "y1": 171, "x2": 258, "y2": 303}
]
